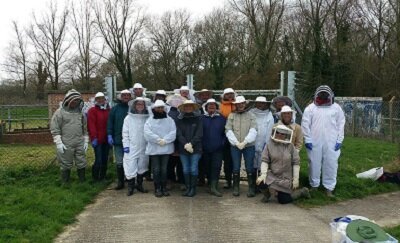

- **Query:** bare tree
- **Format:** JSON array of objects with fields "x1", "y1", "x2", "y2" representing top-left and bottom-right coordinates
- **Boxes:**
[
  {"x1": 2, "y1": 21, "x2": 30, "y2": 97},
  {"x1": 148, "y1": 10, "x2": 190, "y2": 90},
  {"x1": 28, "y1": 0, "x2": 70, "y2": 90},
  {"x1": 71, "y1": 0, "x2": 102, "y2": 91},
  {"x1": 94, "y1": 0, "x2": 146, "y2": 89},
  {"x1": 230, "y1": 0, "x2": 285, "y2": 76}
]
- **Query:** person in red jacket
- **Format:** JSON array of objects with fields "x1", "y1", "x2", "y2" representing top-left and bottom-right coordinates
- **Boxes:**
[{"x1": 87, "y1": 92, "x2": 111, "y2": 181}]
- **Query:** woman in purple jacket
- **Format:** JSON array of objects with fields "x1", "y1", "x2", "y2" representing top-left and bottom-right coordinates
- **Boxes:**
[{"x1": 202, "y1": 99, "x2": 226, "y2": 197}]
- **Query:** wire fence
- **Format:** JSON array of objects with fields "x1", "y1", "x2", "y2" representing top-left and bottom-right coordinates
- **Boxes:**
[{"x1": 0, "y1": 97, "x2": 398, "y2": 171}]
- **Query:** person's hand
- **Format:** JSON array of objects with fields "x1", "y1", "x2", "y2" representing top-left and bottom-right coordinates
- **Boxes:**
[
  {"x1": 305, "y1": 143, "x2": 313, "y2": 151},
  {"x1": 56, "y1": 143, "x2": 67, "y2": 154},
  {"x1": 184, "y1": 143, "x2": 193, "y2": 153},
  {"x1": 236, "y1": 142, "x2": 245, "y2": 150},
  {"x1": 83, "y1": 136, "x2": 89, "y2": 152},
  {"x1": 157, "y1": 139, "x2": 166, "y2": 146},
  {"x1": 123, "y1": 147, "x2": 130, "y2": 153},
  {"x1": 91, "y1": 138, "x2": 98, "y2": 148},
  {"x1": 334, "y1": 143, "x2": 342, "y2": 151},
  {"x1": 107, "y1": 135, "x2": 114, "y2": 146},
  {"x1": 256, "y1": 173, "x2": 267, "y2": 185}
]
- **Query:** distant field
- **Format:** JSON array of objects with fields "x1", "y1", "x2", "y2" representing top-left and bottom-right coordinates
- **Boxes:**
[{"x1": 0, "y1": 106, "x2": 49, "y2": 131}]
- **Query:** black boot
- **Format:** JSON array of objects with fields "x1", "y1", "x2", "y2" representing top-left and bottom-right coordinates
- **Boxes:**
[
  {"x1": 232, "y1": 173, "x2": 240, "y2": 196},
  {"x1": 127, "y1": 178, "x2": 135, "y2": 196},
  {"x1": 99, "y1": 165, "x2": 107, "y2": 181},
  {"x1": 115, "y1": 166, "x2": 125, "y2": 190},
  {"x1": 210, "y1": 180, "x2": 222, "y2": 197},
  {"x1": 154, "y1": 183, "x2": 163, "y2": 197},
  {"x1": 136, "y1": 174, "x2": 148, "y2": 193},
  {"x1": 61, "y1": 169, "x2": 71, "y2": 184},
  {"x1": 92, "y1": 166, "x2": 99, "y2": 181},
  {"x1": 224, "y1": 173, "x2": 232, "y2": 189},
  {"x1": 161, "y1": 182, "x2": 170, "y2": 197},
  {"x1": 187, "y1": 175, "x2": 197, "y2": 197},
  {"x1": 182, "y1": 174, "x2": 191, "y2": 197},
  {"x1": 247, "y1": 173, "x2": 256, "y2": 197},
  {"x1": 261, "y1": 188, "x2": 271, "y2": 203},
  {"x1": 77, "y1": 168, "x2": 86, "y2": 183}
]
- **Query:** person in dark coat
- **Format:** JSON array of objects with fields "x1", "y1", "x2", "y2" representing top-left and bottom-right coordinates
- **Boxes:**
[
  {"x1": 202, "y1": 98, "x2": 226, "y2": 197},
  {"x1": 107, "y1": 89, "x2": 131, "y2": 190},
  {"x1": 176, "y1": 100, "x2": 203, "y2": 197},
  {"x1": 87, "y1": 92, "x2": 110, "y2": 181}
]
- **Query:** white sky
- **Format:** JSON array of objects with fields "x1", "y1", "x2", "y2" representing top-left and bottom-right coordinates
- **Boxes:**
[{"x1": 0, "y1": 0, "x2": 226, "y2": 80}]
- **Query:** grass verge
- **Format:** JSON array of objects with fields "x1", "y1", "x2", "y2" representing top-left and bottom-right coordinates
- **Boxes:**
[
  {"x1": 296, "y1": 136, "x2": 400, "y2": 207},
  {"x1": 385, "y1": 225, "x2": 400, "y2": 239}
]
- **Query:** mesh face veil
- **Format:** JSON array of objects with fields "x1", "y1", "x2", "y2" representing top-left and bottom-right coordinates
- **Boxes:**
[{"x1": 271, "y1": 125, "x2": 293, "y2": 144}]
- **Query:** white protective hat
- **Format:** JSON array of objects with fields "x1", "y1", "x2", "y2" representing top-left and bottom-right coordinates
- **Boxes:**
[
  {"x1": 133, "y1": 83, "x2": 143, "y2": 89},
  {"x1": 120, "y1": 89, "x2": 131, "y2": 94},
  {"x1": 271, "y1": 125, "x2": 293, "y2": 144},
  {"x1": 178, "y1": 99, "x2": 201, "y2": 112},
  {"x1": 152, "y1": 100, "x2": 166, "y2": 108},
  {"x1": 223, "y1": 88, "x2": 235, "y2": 95},
  {"x1": 255, "y1": 96, "x2": 270, "y2": 103},
  {"x1": 280, "y1": 105, "x2": 295, "y2": 113},
  {"x1": 155, "y1": 90, "x2": 167, "y2": 96},
  {"x1": 95, "y1": 92, "x2": 105, "y2": 98},
  {"x1": 232, "y1": 95, "x2": 246, "y2": 104},
  {"x1": 204, "y1": 98, "x2": 217, "y2": 106},
  {"x1": 180, "y1": 86, "x2": 190, "y2": 91}
]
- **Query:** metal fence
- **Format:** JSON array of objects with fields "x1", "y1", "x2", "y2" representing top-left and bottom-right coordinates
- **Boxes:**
[{"x1": 0, "y1": 97, "x2": 398, "y2": 170}]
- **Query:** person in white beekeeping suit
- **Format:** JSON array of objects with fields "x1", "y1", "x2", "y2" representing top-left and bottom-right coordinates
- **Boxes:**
[
  {"x1": 122, "y1": 97, "x2": 150, "y2": 196},
  {"x1": 301, "y1": 85, "x2": 345, "y2": 197}
]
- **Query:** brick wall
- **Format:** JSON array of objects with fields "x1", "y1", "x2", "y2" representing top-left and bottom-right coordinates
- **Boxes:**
[
  {"x1": 0, "y1": 132, "x2": 53, "y2": 145},
  {"x1": 48, "y1": 91, "x2": 96, "y2": 120}
]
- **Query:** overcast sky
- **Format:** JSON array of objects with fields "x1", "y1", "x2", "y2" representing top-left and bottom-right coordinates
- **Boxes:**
[{"x1": 0, "y1": 0, "x2": 226, "y2": 80}]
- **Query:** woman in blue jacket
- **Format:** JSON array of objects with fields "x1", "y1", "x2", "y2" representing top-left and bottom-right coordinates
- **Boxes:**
[{"x1": 202, "y1": 99, "x2": 226, "y2": 197}]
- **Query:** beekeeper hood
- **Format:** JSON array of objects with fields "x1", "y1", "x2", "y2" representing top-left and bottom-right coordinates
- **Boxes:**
[
  {"x1": 314, "y1": 85, "x2": 334, "y2": 106},
  {"x1": 62, "y1": 89, "x2": 83, "y2": 111},
  {"x1": 271, "y1": 124, "x2": 293, "y2": 144},
  {"x1": 130, "y1": 97, "x2": 149, "y2": 114}
]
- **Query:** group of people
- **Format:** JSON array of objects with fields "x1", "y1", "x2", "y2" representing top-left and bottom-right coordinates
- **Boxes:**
[{"x1": 50, "y1": 83, "x2": 345, "y2": 204}]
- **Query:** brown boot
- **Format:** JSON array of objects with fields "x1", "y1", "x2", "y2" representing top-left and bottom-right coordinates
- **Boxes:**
[{"x1": 291, "y1": 187, "x2": 311, "y2": 200}]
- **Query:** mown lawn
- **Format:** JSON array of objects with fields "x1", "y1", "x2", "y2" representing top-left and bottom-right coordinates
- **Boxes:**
[
  {"x1": 296, "y1": 137, "x2": 400, "y2": 207},
  {"x1": 0, "y1": 144, "x2": 111, "y2": 243}
]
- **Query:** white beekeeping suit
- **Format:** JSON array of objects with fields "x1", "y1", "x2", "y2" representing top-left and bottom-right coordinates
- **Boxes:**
[
  {"x1": 301, "y1": 85, "x2": 345, "y2": 195},
  {"x1": 122, "y1": 98, "x2": 150, "y2": 180},
  {"x1": 250, "y1": 97, "x2": 274, "y2": 170}
]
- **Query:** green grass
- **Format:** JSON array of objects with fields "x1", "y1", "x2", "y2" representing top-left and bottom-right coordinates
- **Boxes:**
[
  {"x1": 1, "y1": 106, "x2": 49, "y2": 131},
  {"x1": 0, "y1": 165, "x2": 114, "y2": 243},
  {"x1": 296, "y1": 137, "x2": 400, "y2": 207},
  {"x1": 385, "y1": 225, "x2": 400, "y2": 239}
]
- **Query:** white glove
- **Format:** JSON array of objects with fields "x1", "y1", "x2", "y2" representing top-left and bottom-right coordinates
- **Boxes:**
[
  {"x1": 237, "y1": 141, "x2": 247, "y2": 150},
  {"x1": 53, "y1": 135, "x2": 67, "y2": 154},
  {"x1": 292, "y1": 165, "x2": 300, "y2": 190},
  {"x1": 256, "y1": 162, "x2": 268, "y2": 185},
  {"x1": 157, "y1": 139, "x2": 166, "y2": 146},
  {"x1": 83, "y1": 135, "x2": 89, "y2": 152},
  {"x1": 184, "y1": 143, "x2": 194, "y2": 153}
]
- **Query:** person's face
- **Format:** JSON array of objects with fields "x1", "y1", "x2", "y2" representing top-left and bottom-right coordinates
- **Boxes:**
[
  {"x1": 183, "y1": 105, "x2": 195, "y2": 113},
  {"x1": 180, "y1": 90, "x2": 189, "y2": 98},
  {"x1": 281, "y1": 112, "x2": 292, "y2": 124},
  {"x1": 275, "y1": 101, "x2": 285, "y2": 111},
  {"x1": 255, "y1": 102, "x2": 269, "y2": 110},
  {"x1": 224, "y1": 93, "x2": 235, "y2": 101},
  {"x1": 275, "y1": 131, "x2": 286, "y2": 140},
  {"x1": 206, "y1": 103, "x2": 217, "y2": 114},
  {"x1": 317, "y1": 91, "x2": 329, "y2": 100},
  {"x1": 121, "y1": 93, "x2": 131, "y2": 103},
  {"x1": 135, "y1": 101, "x2": 145, "y2": 112},
  {"x1": 134, "y1": 88, "x2": 143, "y2": 97},
  {"x1": 236, "y1": 102, "x2": 246, "y2": 111},
  {"x1": 155, "y1": 94, "x2": 166, "y2": 101},
  {"x1": 69, "y1": 99, "x2": 79, "y2": 109},
  {"x1": 154, "y1": 106, "x2": 164, "y2": 113},
  {"x1": 199, "y1": 92, "x2": 210, "y2": 102},
  {"x1": 95, "y1": 97, "x2": 105, "y2": 105}
]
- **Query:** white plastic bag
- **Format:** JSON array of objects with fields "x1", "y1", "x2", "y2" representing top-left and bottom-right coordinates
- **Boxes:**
[{"x1": 356, "y1": 167, "x2": 384, "y2": 181}]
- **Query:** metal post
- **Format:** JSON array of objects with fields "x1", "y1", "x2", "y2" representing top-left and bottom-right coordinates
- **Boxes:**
[
  {"x1": 352, "y1": 101, "x2": 356, "y2": 137},
  {"x1": 389, "y1": 96, "x2": 395, "y2": 143},
  {"x1": 280, "y1": 71, "x2": 285, "y2": 96}
]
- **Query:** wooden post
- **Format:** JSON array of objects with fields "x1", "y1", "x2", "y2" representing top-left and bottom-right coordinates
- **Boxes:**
[
  {"x1": 389, "y1": 96, "x2": 395, "y2": 143},
  {"x1": 352, "y1": 101, "x2": 356, "y2": 137}
]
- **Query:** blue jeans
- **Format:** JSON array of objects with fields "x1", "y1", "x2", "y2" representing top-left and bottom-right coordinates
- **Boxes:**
[
  {"x1": 230, "y1": 145, "x2": 255, "y2": 174},
  {"x1": 202, "y1": 151, "x2": 223, "y2": 181},
  {"x1": 114, "y1": 145, "x2": 124, "y2": 168},
  {"x1": 180, "y1": 153, "x2": 202, "y2": 176}
]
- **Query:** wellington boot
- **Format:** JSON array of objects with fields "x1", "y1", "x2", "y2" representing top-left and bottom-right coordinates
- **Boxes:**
[
  {"x1": 61, "y1": 169, "x2": 71, "y2": 184},
  {"x1": 246, "y1": 173, "x2": 256, "y2": 197},
  {"x1": 182, "y1": 174, "x2": 191, "y2": 197},
  {"x1": 115, "y1": 166, "x2": 125, "y2": 190},
  {"x1": 77, "y1": 168, "x2": 86, "y2": 183},
  {"x1": 154, "y1": 183, "x2": 163, "y2": 198},
  {"x1": 136, "y1": 174, "x2": 148, "y2": 193},
  {"x1": 187, "y1": 175, "x2": 197, "y2": 197},
  {"x1": 127, "y1": 178, "x2": 135, "y2": 196},
  {"x1": 161, "y1": 182, "x2": 170, "y2": 197},
  {"x1": 210, "y1": 180, "x2": 222, "y2": 197},
  {"x1": 232, "y1": 173, "x2": 240, "y2": 197},
  {"x1": 260, "y1": 189, "x2": 271, "y2": 203}
]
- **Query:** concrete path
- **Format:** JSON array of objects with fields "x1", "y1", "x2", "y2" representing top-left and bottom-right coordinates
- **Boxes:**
[{"x1": 55, "y1": 182, "x2": 400, "y2": 243}]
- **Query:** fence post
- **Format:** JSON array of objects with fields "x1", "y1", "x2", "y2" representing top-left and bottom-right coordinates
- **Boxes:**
[
  {"x1": 389, "y1": 96, "x2": 395, "y2": 143},
  {"x1": 352, "y1": 101, "x2": 356, "y2": 137}
]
